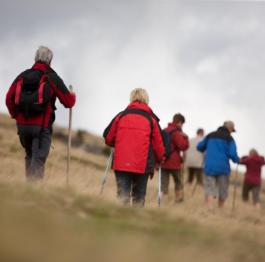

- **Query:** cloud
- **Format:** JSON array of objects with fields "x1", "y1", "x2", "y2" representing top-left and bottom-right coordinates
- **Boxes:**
[{"x1": 1, "y1": 0, "x2": 265, "y2": 162}]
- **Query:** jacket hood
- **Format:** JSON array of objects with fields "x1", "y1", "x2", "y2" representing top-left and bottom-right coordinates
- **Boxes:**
[
  {"x1": 217, "y1": 126, "x2": 230, "y2": 133},
  {"x1": 127, "y1": 102, "x2": 160, "y2": 121}
]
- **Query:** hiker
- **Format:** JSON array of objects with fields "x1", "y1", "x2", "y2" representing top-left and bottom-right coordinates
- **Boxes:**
[
  {"x1": 161, "y1": 113, "x2": 189, "y2": 202},
  {"x1": 6, "y1": 46, "x2": 76, "y2": 181},
  {"x1": 103, "y1": 88, "x2": 165, "y2": 207},
  {"x1": 240, "y1": 149, "x2": 265, "y2": 208},
  {"x1": 185, "y1": 128, "x2": 205, "y2": 186},
  {"x1": 197, "y1": 121, "x2": 240, "y2": 210}
]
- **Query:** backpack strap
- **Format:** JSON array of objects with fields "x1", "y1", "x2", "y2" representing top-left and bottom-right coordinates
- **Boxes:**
[
  {"x1": 103, "y1": 109, "x2": 154, "y2": 144},
  {"x1": 120, "y1": 108, "x2": 154, "y2": 132},
  {"x1": 14, "y1": 78, "x2": 23, "y2": 105}
]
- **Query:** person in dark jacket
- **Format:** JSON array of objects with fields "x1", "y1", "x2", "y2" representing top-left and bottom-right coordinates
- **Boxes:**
[
  {"x1": 6, "y1": 46, "x2": 76, "y2": 181},
  {"x1": 197, "y1": 121, "x2": 240, "y2": 210},
  {"x1": 240, "y1": 149, "x2": 265, "y2": 208},
  {"x1": 161, "y1": 113, "x2": 189, "y2": 202},
  {"x1": 103, "y1": 88, "x2": 165, "y2": 207}
]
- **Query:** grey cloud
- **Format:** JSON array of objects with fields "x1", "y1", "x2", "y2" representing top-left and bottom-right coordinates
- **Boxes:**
[{"x1": 1, "y1": 0, "x2": 265, "y2": 159}]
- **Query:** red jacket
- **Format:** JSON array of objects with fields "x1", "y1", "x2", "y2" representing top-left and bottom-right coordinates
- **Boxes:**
[
  {"x1": 6, "y1": 62, "x2": 76, "y2": 128},
  {"x1": 240, "y1": 155, "x2": 265, "y2": 185},
  {"x1": 161, "y1": 123, "x2": 189, "y2": 170},
  {"x1": 103, "y1": 102, "x2": 165, "y2": 174}
]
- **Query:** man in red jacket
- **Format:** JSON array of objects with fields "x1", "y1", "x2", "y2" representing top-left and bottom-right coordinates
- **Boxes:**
[
  {"x1": 6, "y1": 46, "x2": 76, "y2": 181},
  {"x1": 161, "y1": 113, "x2": 189, "y2": 202},
  {"x1": 103, "y1": 88, "x2": 165, "y2": 206},
  {"x1": 240, "y1": 149, "x2": 265, "y2": 208}
]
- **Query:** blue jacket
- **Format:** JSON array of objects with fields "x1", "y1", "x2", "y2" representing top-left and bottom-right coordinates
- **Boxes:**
[{"x1": 197, "y1": 127, "x2": 240, "y2": 176}]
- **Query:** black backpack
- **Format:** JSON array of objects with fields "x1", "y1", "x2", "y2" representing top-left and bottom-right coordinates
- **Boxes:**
[
  {"x1": 14, "y1": 69, "x2": 51, "y2": 117},
  {"x1": 162, "y1": 128, "x2": 179, "y2": 159}
]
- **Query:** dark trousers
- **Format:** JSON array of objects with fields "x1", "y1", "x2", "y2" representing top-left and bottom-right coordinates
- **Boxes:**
[
  {"x1": 161, "y1": 169, "x2": 182, "y2": 194},
  {"x1": 115, "y1": 171, "x2": 149, "y2": 207},
  {"x1": 18, "y1": 125, "x2": 51, "y2": 181},
  {"x1": 187, "y1": 167, "x2": 203, "y2": 185},
  {"x1": 242, "y1": 183, "x2": 261, "y2": 204}
]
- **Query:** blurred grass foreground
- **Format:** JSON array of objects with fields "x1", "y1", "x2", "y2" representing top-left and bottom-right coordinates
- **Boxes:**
[
  {"x1": 1, "y1": 182, "x2": 265, "y2": 262},
  {"x1": 1, "y1": 113, "x2": 265, "y2": 262}
]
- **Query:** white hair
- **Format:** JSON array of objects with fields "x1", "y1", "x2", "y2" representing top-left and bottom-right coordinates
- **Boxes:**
[{"x1": 35, "y1": 46, "x2": 53, "y2": 65}]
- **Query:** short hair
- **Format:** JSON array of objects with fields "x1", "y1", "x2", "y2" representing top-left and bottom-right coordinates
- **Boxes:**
[
  {"x1": 249, "y1": 148, "x2": 258, "y2": 156},
  {"x1": 197, "y1": 128, "x2": 204, "y2": 135},
  {"x1": 35, "y1": 46, "x2": 53, "y2": 65},
  {"x1": 130, "y1": 88, "x2": 149, "y2": 104},
  {"x1": 173, "y1": 113, "x2": 185, "y2": 124}
]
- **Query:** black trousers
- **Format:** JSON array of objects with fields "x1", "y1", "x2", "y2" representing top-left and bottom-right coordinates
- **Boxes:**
[
  {"x1": 242, "y1": 183, "x2": 261, "y2": 204},
  {"x1": 17, "y1": 125, "x2": 51, "y2": 180},
  {"x1": 115, "y1": 171, "x2": 149, "y2": 207}
]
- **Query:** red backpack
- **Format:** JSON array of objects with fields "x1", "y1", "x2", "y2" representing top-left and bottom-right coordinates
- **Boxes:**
[{"x1": 14, "y1": 69, "x2": 51, "y2": 117}]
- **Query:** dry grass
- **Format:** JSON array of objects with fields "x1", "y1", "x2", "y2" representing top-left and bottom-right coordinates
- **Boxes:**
[{"x1": 1, "y1": 113, "x2": 265, "y2": 262}]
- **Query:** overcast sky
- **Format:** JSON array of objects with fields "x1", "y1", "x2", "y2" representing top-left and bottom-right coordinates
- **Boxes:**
[{"x1": 1, "y1": 0, "x2": 265, "y2": 162}]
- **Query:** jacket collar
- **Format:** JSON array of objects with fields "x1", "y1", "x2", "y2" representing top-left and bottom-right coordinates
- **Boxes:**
[
  {"x1": 32, "y1": 62, "x2": 53, "y2": 72},
  {"x1": 167, "y1": 122, "x2": 182, "y2": 131}
]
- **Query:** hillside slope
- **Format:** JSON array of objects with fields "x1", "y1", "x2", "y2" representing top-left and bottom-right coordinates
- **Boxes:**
[{"x1": 1, "y1": 113, "x2": 265, "y2": 262}]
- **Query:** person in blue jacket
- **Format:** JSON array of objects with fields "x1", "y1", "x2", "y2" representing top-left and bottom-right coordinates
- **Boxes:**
[{"x1": 197, "y1": 121, "x2": 240, "y2": 210}]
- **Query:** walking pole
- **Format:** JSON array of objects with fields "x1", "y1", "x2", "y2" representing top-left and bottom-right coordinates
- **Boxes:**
[
  {"x1": 100, "y1": 149, "x2": 114, "y2": 195},
  {"x1": 180, "y1": 165, "x2": 185, "y2": 201},
  {"x1": 232, "y1": 164, "x2": 239, "y2": 213},
  {"x1": 66, "y1": 85, "x2": 73, "y2": 186},
  {"x1": 158, "y1": 165, "x2": 162, "y2": 207},
  {"x1": 191, "y1": 180, "x2": 198, "y2": 197}
]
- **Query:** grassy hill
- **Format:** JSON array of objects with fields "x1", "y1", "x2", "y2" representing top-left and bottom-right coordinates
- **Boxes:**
[{"x1": 1, "y1": 113, "x2": 265, "y2": 262}]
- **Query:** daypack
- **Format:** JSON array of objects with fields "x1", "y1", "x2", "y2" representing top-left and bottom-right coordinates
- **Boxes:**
[
  {"x1": 14, "y1": 69, "x2": 51, "y2": 117},
  {"x1": 162, "y1": 128, "x2": 179, "y2": 159}
]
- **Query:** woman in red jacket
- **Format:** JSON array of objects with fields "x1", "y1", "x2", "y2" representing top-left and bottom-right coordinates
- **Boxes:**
[
  {"x1": 240, "y1": 149, "x2": 265, "y2": 208},
  {"x1": 103, "y1": 88, "x2": 165, "y2": 206}
]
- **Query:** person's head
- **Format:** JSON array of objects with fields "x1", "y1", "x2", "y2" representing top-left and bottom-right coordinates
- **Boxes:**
[
  {"x1": 223, "y1": 120, "x2": 236, "y2": 133},
  {"x1": 249, "y1": 148, "x2": 258, "y2": 157},
  {"x1": 173, "y1": 113, "x2": 185, "y2": 127},
  {"x1": 197, "y1": 128, "x2": 204, "y2": 137},
  {"x1": 35, "y1": 46, "x2": 53, "y2": 65},
  {"x1": 130, "y1": 88, "x2": 149, "y2": 104}
]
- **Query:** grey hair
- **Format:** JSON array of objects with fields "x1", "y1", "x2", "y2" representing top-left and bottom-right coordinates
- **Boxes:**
[{"x1": 35, "y1": 46, "x2": 53, "y2": 65}]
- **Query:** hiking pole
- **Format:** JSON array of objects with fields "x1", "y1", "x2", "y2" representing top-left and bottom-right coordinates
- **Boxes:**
[
  {"x1": 66, "y1": 85, "x2": 73, "y2": 186},
  {"x1": 100, "y1": 148, "x2": 114, "y2": 195},
  {"x1": 158, "y1": 165, "x2": 162, "y2": 207},
  {"x1": 232, "y1": 164, "x2": 239, "y2": 213},
  {"x1": 191, "y1": 180, "x2": 198, "y2": 197},
  {"x1": 180, "y1": 165, "x2": 185, "y2": 201}
]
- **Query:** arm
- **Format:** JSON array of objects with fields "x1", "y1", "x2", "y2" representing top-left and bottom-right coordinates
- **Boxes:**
[
  {"x1": 228, "y1": 139, "x2": 240, "y2": 164},
  {"x1": 151, "y1": 121, "x2": 166, "y2": 163},
  {"x1": 6, "y1": 79, "x2": 19, "y2": 118},
  {"x1": 197, "y1": 137, "x2": 208, "y2": 152},
  {"x1": 240, "y1": 156, "x2": 248, "y2": 165},
  {"x1": 48, "y1": 73, "x2": 76, "y2": 108},
  {"x1": 103, "y1": 114, "x2": 122, "y2": 147}
]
